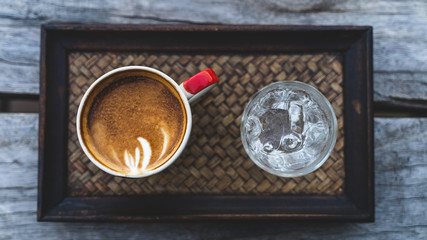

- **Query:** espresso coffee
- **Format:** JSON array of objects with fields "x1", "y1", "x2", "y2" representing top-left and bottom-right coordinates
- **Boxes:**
[{"x1": 79, "y1": 71, "x2": 187, "y2": 176}]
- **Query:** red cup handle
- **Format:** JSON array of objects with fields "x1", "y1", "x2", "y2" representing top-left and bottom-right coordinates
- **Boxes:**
[{"x1": 179, "y1": 69, "x2": 218, "y2": 103}]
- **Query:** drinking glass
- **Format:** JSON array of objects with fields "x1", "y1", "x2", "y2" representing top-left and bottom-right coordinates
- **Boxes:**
[{"x1": 240, "y1": 81, "x2": 337, "y2": 177}]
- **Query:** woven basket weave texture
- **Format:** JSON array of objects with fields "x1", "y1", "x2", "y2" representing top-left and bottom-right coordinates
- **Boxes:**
[{"x1": 67, "y1": 52, "x2": 345, "y2": 196}]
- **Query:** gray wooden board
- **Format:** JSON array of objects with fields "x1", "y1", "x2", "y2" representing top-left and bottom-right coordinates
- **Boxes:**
[
  {"x1": 0, "y1": 114, "x2": 426, "y2": 239},
  {"x1": 0, "y1": 0, "x2": 427, "y2": 107},
  {"x1": 1, "y1": 0, "x2": 427, "y2": 238}
]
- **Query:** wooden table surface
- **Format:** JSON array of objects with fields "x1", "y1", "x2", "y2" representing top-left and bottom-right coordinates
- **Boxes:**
[{"x1": 0, "y1": 0, "x2": 426, "y2": 239}]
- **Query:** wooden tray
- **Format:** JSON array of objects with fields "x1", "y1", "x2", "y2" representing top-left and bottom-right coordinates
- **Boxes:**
[{"x1": 38, "y1": 24, "x2": 373, "y2": 221}]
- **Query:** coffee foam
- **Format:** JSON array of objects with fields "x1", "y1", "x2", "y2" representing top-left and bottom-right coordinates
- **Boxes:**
[{"x1": 80, "y1": 72, "x2": 187, "y2": 176}]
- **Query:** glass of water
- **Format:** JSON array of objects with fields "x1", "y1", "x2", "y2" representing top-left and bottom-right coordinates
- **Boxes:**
[{"x1": 240, "y1": 81, "x2": 337, "y2": 177}]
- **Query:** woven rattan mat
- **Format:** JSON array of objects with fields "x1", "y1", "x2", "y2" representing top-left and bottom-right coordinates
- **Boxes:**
[{"x1": 67, "y1": 52, "x2": 345, "y2": 196}]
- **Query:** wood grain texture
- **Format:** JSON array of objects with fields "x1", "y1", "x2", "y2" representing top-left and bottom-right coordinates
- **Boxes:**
[
  {"x1": 0, "y1": 0, "x2": 425, "y2": 237},
  {"x1": 0, "y1": 0, "x2": 426, "y2": 107},
  {"x1": 1, "y1": 114, "x2": 426, "y2": 239}
]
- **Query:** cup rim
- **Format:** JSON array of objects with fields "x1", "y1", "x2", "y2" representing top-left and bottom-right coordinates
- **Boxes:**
[
  {"x1": 240, "y1": 80, "x2": 338, "y2": 177},
  {"x1": 76, "y1": 66, "x2": 192, "y2": 178}
]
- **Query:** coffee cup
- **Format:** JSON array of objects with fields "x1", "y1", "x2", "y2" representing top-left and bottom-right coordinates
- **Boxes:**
[{"x1": 76, "y1": 66, "x2": 218, "y2": 178}]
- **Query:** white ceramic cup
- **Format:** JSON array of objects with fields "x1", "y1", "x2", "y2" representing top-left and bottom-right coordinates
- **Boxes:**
[{"x1": 76, "y1": 66, "x2": 218, "y2": 178}]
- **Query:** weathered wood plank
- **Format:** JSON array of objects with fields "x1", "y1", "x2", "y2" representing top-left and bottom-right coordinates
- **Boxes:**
[
  {"x1": 0, "y1": 114, "x2": 426, "y2": 238},
  {"x1": 374, "y1": 72, "x2": 427, "y2": 110},
  {"x1": 0, "y1": 24, "x2": 40, "y2": 94},
  {"x1": 0, "y1": 0, "x2": 426, "y2": 108},
  {"x1": 0, "y1": 114, "x2": 38, "y2": 190}
]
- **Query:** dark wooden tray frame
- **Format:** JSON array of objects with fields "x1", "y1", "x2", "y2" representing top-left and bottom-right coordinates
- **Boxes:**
[{"x1": 38, "y1": 24, "x2": 373, "y2": 222}]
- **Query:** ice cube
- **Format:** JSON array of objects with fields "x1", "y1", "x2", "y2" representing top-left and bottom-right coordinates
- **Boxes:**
[{"x1": 259, "y1": 109, "x2": 289, "y2": 153}]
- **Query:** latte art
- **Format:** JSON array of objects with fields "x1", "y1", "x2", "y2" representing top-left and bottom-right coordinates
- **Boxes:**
[
  {"x1": 80, "y1": 73, "x2": 187, "y2": 176},
  {"x1": 123, "y1": 137, "x2": 152, "y2": 175},
  {"x1": 121, "y1": 128, "x2": 169, "y2": 175}
]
